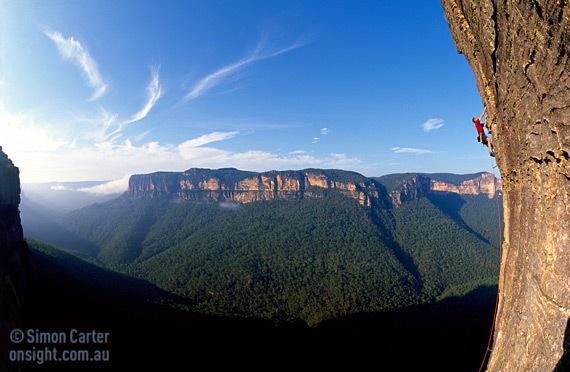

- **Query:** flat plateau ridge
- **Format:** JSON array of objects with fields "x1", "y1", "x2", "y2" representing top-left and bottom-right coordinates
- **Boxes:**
[{"x1": 128, "y1": 167, "x2": 500, "y2": 207}]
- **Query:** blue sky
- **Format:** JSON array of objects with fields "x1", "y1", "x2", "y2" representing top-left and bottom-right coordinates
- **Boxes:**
[{"x1": 0, "y1": 0, "x2": 494, "y2": 189}]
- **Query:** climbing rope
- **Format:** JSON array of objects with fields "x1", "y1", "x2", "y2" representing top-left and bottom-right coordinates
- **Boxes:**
[
  {"x1": 6, "y1": 275, "x2": 21, "y2": 307},
  {"x1": 478, "y1": 164, "x2": 503, "y2": 372}
]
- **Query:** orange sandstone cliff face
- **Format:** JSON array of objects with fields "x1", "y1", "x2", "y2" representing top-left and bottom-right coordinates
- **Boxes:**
[
  {"x1": 441, "y1": 1, "x2": 569, "y2": 371},
  {"x1": 129, "y1": 168, "x2": 500, "y2": 209},
  {"x1": 384, "y1": 172, "x2": 500, "y2": 207},
  {"x1": 430, "y1": 172, "x2": 500, "y2": 198},
  {"x1": 129, "y1": 168, "x2": 385, "y2": 207}
]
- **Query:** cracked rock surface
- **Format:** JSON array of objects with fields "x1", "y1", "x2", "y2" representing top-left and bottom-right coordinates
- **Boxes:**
[{"x1": 441, "y1": 1, "x2": 569, "y2": 370}]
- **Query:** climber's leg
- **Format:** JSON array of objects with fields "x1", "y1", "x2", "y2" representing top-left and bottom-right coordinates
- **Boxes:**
[
  {"x1": 487, "y1": 137, "x2": 494, "y2": 157},
  {"x1": 485, "y1": 120, "x2": 492, "y2": 132},
  {"x1": 480, "y1": 134, "x2": 494, "y2": 156}
]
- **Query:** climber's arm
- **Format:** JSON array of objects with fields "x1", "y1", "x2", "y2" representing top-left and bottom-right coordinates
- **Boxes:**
[{"x1": 479, "y1": 108, "x2": 487, "y2": 122}]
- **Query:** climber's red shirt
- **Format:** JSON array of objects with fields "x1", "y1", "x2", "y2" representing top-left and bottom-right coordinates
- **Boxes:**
[{"x1": 473, "y1": 118, "x2": 484, "y2": 134}]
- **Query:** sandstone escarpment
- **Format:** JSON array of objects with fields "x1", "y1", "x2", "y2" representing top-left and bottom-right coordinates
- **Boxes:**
[
  {"x1": 129, "y1": 168, "x2": 390, "y2": 208},
  {"x1": 388, "y1": 175, "x2": 431, "y2": 207},
  {"x1": 441, "y1": 1, "x2": 569, "y2": 370},
  {"x1": 129, "y1": 168, "x2": 501, "y2": 210},
  {"x1": 377, "y1": 172, "x2": 500, "y2": 207},
  {"x1": 430, "y1": 172, "x2": 500, "y2": 198},
  {"x1": 0, "y1": 147, "x2": 28, "y2": 372}
]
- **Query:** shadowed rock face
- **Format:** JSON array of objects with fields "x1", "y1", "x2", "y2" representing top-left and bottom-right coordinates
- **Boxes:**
[
  {"x1": 441, "y1": 1, "x2": 569, "y2": 370},
  {"x1": 387, "y1": 175, "x2": 431, "y2": 207},
  {"x1": 0, "y1": 147, "x2": 28, "y2": 372}
]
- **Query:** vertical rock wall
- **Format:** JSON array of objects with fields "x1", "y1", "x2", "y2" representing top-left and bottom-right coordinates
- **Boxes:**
[
  {"x1": 0, "y1": 147, "x2": 28, "y2": 372},
  {"x1": 441, "y1": 1, "x2": 569, "y2": 370}
]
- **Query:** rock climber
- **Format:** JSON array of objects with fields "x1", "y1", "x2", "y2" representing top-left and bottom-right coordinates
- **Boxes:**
[{"x1": 472, "y1": 108, "x2": 494, "y2": 157}]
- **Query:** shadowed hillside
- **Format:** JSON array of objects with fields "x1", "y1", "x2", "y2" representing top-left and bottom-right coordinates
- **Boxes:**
[
  {"x1": 21, "y1": 240, "x2": 497, "y2": 371},
  {"x1": 20, "y1": 169, "x2": 503, "y2": 326}
]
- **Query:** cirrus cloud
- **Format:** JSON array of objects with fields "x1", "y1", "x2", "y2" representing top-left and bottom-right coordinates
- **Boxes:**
[
  {"x1": 44, "y1": 30, "x2": 107, "y2": 101},
  {"x1": 183, "y1": 38, "x2": 309, "y2": 102},
  {"x1": 391, "y1": 147, "x2": 434, "y2": 155},
  {"x1": 178, "y1": 131, "x2": 239, "y2": 149},
  {"x1": 124, "y1": 66, "x2": 163, "y2": 125},
  {"x1": 422, "y1": 118, "x2": 445, "y2": 132}
]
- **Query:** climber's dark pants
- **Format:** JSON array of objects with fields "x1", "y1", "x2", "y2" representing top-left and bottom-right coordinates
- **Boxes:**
[{"x1": 477, "y1": 133, "x2": 489, "y2": 145}]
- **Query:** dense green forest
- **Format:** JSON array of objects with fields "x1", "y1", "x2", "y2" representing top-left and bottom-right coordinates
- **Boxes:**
[
  {"x1": 126, "y1": 196, "x2": 420, "y2": 324},
  {"x1": 22, "y1": 239, "x2": 498, "y2": 371},
  {"x1": 47, "y1": 176, "x2": 501, "y2": 325}
]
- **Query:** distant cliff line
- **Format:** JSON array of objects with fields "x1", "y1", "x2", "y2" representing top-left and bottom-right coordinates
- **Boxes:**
[{"x1": 128, "y1": 168, "x2": 501, "y2": 208}]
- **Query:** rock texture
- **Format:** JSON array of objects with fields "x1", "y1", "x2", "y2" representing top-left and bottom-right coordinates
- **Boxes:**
[
  {"x1": 0, "y1": 147, "x2": 28, "y2": 372},
  {"x1": 430, "y1": 172, "x2": 500, "y2": 198},
  {"x1": 388, "y1": 175, "x2": 432, "y2": 207},
  {"x1": 129, "y1": 168, "x2": 500, "y2": 209},
  {"x1": 129, "y1": 168, "x2": 389, "y2": 208},
  {"x1": 441, "y1": 1, "x2": 569, "y2": 370}
]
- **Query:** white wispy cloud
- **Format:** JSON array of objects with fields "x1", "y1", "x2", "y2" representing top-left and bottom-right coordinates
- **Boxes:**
[
  {"x1": 77, "y1": 106, "x2": 145, "y2": 145},
  {"x1": 183, "y1": 39, "x2": 307, "y2": 102},
  {"x1": 9, "y1": 131, "x2": 361, "y2": 183},
  {"x1": 219, "y1": 201, "x2": 240, "y2": 210},
  {"x1": 422, "y1": 118, "x2": 445, "y2": 132},
  {"x1": 66, "y1": 67, "x2": 161, "y2": 144},
  {"x1": 129, "y1": 130, "x2": 152, "y2": 143},
  {"x1": 44, "y1": 30, "x2": 107, "y2": 101},
  {"x1": 50, "y1": 185, "x2": 72, "y2": 191},
  {"x1": 320, "y1": 127, "x2": 329, "y2": 135},
  {"x1": 77, "y1": 175, "x2": 131, "y2": 195},
  {"x1": 124, "y1": 66, "x2": 162, "y2": 124},
  {"x1": 0, "y1": 101, "x2": 363, "y2": 183},
  {"x1": 312, "y1": 137, "x2": 320, "y2": 144},
  {"x1": 391, "y1": 147, "x2": 434, "y2": 155},
  {"x1": 71, "y1": 108, "x2": 123, "y2": 144},
  {"x1": 178, "y1": 131, "x2": 239, "y2": 149}
]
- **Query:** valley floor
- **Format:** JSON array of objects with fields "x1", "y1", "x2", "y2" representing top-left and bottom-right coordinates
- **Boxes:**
[{"x1": 15, "y1": 244, "x2": 496, "y2": 372}]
